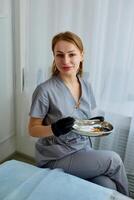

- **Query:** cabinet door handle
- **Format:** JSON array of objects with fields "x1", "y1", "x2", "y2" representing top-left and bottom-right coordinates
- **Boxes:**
[{"x1": 22, "y1": 67, "x2": 25, "y2": 92}]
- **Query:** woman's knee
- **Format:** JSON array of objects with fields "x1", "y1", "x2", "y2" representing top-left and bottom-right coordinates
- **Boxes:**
[
  {"x1": 105, "y1": 151, "x2": 125, "y2": 177},
  {"x1": 107, "y1": 151, "x2": 122, "y2": 165}
]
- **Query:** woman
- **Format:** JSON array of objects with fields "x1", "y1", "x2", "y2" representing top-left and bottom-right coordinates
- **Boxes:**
[{"x1": 28, "y1": 31, "x2": 128, "y2": 196}]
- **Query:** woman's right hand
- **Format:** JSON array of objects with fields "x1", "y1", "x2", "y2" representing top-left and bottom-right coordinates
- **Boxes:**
[{"x1": 51, "y1": 117, "x2": 75, "y2": 137}]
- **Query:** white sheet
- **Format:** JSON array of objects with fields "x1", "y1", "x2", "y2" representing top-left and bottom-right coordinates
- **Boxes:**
[{"x1": 0, "y1": 160, "x2": 131, "y2": 200}]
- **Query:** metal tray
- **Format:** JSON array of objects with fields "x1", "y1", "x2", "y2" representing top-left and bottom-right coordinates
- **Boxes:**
[{"x1": 73, "y1": 119, "x2": 113, "y2": 137}]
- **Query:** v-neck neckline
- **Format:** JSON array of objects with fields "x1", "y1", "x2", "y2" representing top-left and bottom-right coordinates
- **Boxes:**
[{"x1": 56, "y1": 75, "x2": 82, "y2": 108}]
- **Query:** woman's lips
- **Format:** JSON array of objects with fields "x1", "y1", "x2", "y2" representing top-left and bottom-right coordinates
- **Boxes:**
[{"x1": 62, "y1": 65, "x2": 73, "y2": 71}]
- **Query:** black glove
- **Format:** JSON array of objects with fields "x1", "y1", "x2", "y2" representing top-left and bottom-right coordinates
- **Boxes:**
[
  {"x1": 89, "y1": 116, "x2": 104, "y2": 122},
  {"x1": 51, "y1": 117, "x2": 75, "y2": 137}
]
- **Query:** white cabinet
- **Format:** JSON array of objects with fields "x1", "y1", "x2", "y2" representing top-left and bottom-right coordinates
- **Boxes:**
[{"x1": 0, "y1": 0, "x2": 15, "y2": 161}]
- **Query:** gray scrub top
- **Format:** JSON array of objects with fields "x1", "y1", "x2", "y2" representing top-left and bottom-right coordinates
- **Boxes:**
[{"x1": 29, "y1": 75, "x2": 96, "y2": 166}]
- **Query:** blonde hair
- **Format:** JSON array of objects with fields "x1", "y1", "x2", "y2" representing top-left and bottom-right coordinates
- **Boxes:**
[{"x1": 51, "y1": 31, "x2": 84, "y2": 77}]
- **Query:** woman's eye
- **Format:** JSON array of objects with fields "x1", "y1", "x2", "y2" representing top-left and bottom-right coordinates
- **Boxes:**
[
  {"x1": 55, "y1": 53, "x2": 76, "y2": 58},
  {"x1": 56, "y1": 54, "x2": 64, "y2": 57},
  {"x1": 69, "y1": 54, "x2": 76, "y2": 57}
]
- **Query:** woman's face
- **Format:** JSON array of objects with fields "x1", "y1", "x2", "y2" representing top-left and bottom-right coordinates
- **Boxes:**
[{"x1": 53, "y1": 40, "x2": 83, "y2": 76}]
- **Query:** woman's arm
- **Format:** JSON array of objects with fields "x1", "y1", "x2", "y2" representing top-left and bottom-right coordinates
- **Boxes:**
[{"x1": 28, "y1": 117, "x2": 53, "y2": 137}]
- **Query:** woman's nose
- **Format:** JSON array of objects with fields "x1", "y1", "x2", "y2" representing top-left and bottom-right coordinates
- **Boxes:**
[{"x1": 63, "y1": 55, "x2": 70, "y2": 64}]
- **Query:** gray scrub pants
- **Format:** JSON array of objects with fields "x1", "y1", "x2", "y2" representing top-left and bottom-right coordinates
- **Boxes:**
[{"x1": 43, "y1": 149, "x2": 129, "y2": 196}]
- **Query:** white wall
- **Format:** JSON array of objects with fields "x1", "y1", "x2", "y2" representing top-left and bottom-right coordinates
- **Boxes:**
[{"x1": 0, "y1": 0, "x2": 16, "y2": 162}]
